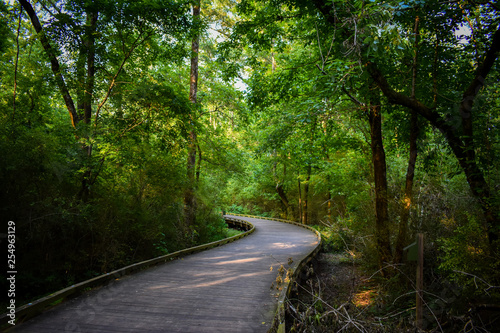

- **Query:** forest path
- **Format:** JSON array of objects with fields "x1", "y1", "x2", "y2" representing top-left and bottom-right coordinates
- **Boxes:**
[{"x1": 10, "y1": 215, "x2": 319, "y2": 333}]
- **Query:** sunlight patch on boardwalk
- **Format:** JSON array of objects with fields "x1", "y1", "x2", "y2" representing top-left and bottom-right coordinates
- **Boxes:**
[{"x1": 11, "y1": 215, "x2": 319, "y2": 333}]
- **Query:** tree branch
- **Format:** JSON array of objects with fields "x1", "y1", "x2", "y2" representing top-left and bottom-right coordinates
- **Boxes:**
[
  {"x1": 365, "y1": 61, "x2": 471, "y2": 168},
  {"x1": 460, "y1": 24, "x2": 500, "y2": 145},
  {"x1": 94, "y1": 31, "x2": 153, "y2": 126},
  {"x1": 366, "y1": 24, "x2": 500, "y2": 242},
  {"x1": 18, "y1": 0, "x2": 78, "y2": 127},
  {"x1": 341, "y1": 85, "x2": 365, "y2": 107},
  {"x1": 13, "y1": 6, "x2": 22, "y2": 119}
]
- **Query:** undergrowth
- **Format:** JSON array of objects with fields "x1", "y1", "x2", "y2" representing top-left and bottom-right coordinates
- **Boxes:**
[{"x1": 286, "y1": 224, "x2": 500, "y2": 333}]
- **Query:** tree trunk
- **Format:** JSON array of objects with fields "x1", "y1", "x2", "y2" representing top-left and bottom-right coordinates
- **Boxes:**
[
  {"x1": 395, "y1": 16, "x2": 420, "y2": 264},
  {"x1": 338, "y1": 68, "x2": 392, "y2": 266},
  {"x1": 302, "y1": 165, "x2": 311, "y2": 225},
  {"x1": 184, "y1": 130, "x2": 197, "y2": 228},
  {"x1": 368, "y1": 82, "x2": 392, "y2": 271},
  {"x1": 83, "y1": 11, "x2": 98, "y2": 125},
  {"x1": 12, "y1": 7, "x2": 22, "y2": 119},
  {"x1": 275, "y1": 159, "x2": 293, "y2": 219},
  {"x1": 196, "y1": 143, "x2": 202, "y2": 182},
  {"x1": 184, "y1": 0, "x2": 201, "y2": 229},
  {"x1": 78, "y1": 10, "x2": 99, "y2": 202},
  {"x1": 276, "y1": 183, "x2": 291, "y2": 217},
  {"x1": 394, "y1": 110, "x2": 419, "y2": 264},
  {"x1": 367, "y1": 25, "x2": 500, "y2": 244},
  {"x1": 298, "y1": 174, "x2": 302, "y2": 223},
  {"x1": 18, "y1": 0, "x2": 79, "y2": 127},
  {"x1": 20, "y1": 0, "x2": 102, "y2": 201}
]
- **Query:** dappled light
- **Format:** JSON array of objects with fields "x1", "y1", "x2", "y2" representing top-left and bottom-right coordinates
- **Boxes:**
[
  {"x1": 2, "y1": 0, "x2": 499, "y2": 332},
  {"x1": 352, "y1": 289, "x2": 377, "y2": 308},
  {"x1": 7, "y1": 216, "x2": 319, "y2": 332},
  {"x1": 270, "y1": 242, "x2": 298, "y2": 249},
  {"x1": 177, "y1": 271, "x2": 269, "y2": 289},
  {"x1": 213, "y1": 257, "x2": 262, "y2": 265}
]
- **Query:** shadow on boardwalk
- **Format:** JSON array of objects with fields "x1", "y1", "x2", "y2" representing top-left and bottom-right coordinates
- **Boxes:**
[{"x1": 9, "y1": 216, "x2": 319, "y2": 333}]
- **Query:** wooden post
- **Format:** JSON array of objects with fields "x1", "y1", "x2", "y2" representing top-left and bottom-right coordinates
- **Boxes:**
[{"x1": 416, "y1": 233, "x2": 424, "y2": 330}]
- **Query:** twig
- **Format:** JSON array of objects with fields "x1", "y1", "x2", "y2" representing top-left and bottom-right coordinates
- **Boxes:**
[
  {"x1": 375, "y1": 306, "x2": 416, "y2": 320},
  {"x1": 421, "y1": 291, "x2": 445, "y2": 333},
  {"x1": 453, "y1": 270, "x2": 500, "y2": 293},
  {"x1": 316, "y1": 22, "x2": 325, "y2": 69},
  {"x1": 341, "y1": 84, "x2": 366, "y2": 107},
  {"x1": 94, "y1": 30, "x2": 153, "y2": 127},
  {"x1": 13, "y1": 5, "x2": 22, "y2": 119}
]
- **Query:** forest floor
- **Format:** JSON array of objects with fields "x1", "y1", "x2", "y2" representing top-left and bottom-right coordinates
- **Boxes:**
[
  {"x1": 286, "y1": 252, "x2": 418, "y2": 333},
  {"x1": 287, "y1": 252, "x2": 500, "y2": 333}
]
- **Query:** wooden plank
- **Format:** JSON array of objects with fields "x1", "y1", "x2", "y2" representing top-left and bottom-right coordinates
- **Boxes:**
[
  {"x1": 9, "y1": 216, "x2": 319, "y2": 333},
  {"x1": 1, "y1": 217, "x2": 255, "y2": 330},
  {"x1": 416, "y1": 233, "x2": 424, "y2": 330}
]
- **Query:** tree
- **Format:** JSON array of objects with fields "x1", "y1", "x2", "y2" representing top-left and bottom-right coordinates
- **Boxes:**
[
  {"x1": 394, "y1": 15, "x2": 421, "y2": 264},
  {"x1": 306, "y1": 0, "x2": 500, "y2": 259},
  {"x1": 18, "y1": 0, "x2": 192, "y2": 199},
  {"x1": 184, "y1": 0, "x2": 202, "y2": 229},
  {"x1": 365, "y1": 1, "x2": 500, "y2": 245}
]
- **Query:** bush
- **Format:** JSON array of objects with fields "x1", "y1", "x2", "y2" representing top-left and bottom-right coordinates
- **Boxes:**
[{"x1": 438, "y1": 214, "x2": 500, "y2": 296}]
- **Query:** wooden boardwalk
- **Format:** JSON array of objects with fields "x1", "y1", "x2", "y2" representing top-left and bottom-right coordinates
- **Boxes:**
[{"x1": 9, "y1": 216, "x2": 319, "y2": 333}]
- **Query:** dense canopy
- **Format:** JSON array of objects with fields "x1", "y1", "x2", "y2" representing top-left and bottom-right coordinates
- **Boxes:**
[{"x1": 1, "y1": 0, "x2": 499, "y2": 331}]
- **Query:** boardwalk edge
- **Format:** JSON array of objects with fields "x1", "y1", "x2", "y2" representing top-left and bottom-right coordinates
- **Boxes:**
[
  {"x1": 227, "y1": 213, "x2": 323, "y2": 333},
  {"x1": 0, "y1": 217, "x2": 254, "y2": 330}
]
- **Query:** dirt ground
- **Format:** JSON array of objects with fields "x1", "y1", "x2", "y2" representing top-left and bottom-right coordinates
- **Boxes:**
[
  {"x1": 285, "y1": 252, "x2": 500, "y2": 333},
  {"x1": 285, "y1": 252, "x2": 414, "y2": 333}
]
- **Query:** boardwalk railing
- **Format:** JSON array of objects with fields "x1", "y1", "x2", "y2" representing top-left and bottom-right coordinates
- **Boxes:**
[
  {"x1": 0, "y1": 216, "x2": 254, "y2": 329},
  {"x1": 227, "y1": 213, "x2": 322, "y2": 333}
]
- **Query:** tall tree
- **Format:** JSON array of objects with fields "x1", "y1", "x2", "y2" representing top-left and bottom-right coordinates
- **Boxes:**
[
  {"x1": 184, "y1": 0, "x2": 201, "y2": 229},
  {"x1": 18, "y1": 0, "x2": 78, "y2": 127},
  {"x1": 394, "y1": 15, "x2": 421, "y2": 264},
  {"x1": 17, "y1": 0, "x2": 191, "y2": 200},
  {"x1": 368, "y1": 81, "x2": 392, "y2": 270},
  {"x1": 366, "y1": 2, "x2": 500, "y2": 245}
]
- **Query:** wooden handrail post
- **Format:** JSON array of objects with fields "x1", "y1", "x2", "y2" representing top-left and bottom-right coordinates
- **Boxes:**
[{"x1": 416, "y1": 233, "x2": 424, "y2": 330}]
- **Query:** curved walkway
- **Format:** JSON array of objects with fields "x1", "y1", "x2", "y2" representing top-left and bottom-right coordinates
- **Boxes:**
[{"x1": 10, "y1": 215, "x2": 319, "y2": 333}]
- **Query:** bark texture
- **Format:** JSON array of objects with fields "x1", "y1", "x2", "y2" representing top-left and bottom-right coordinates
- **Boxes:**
[
  {"x1": 184, "y1": 0, "x2": 201, "y2": 229},
  {"x1": 395, "y1": 16, "x2": 420, "y2": 264},
  {"x1": 368, "y1": 83, "x2": 392, "y2": 270},
  {"x1": 394, "y1": 110, "x2": 419, "y2": 264},
  {"x1": 18, "y1": 0, "x2": 78, "y2": 127},
  {"x1": 367, "y1": 25, "x2": 500, "y2": 244},
  {"x1": 302, "y1": 165, "x2": 311, "y2": 225}
]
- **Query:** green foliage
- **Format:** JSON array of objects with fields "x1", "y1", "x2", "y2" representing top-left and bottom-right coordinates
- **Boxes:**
[
  {"x1": 224, "y1": 227, "x2": 243, "y2": 238},
  {"x1": 1, "y1": 1, "x2": 499, "y2": 328},
  {"x1": 194, "y1": 211, "x2": 229, "y2": 244},
  {"x1": 227, "y1": 204, "x2": 247, "y2": 214},
  {"x1": 0, "y1": 0, "x2": 241, "y2": 308},
  {"x1": 438, "y1": 215, "x2": 499, "y2": 294},
  {"x1": 0, "y1": 1, "x2": 10, "y2": 54},
  {"x1": 223, "y1": 4, "x2": 500, "y2": 330}
]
